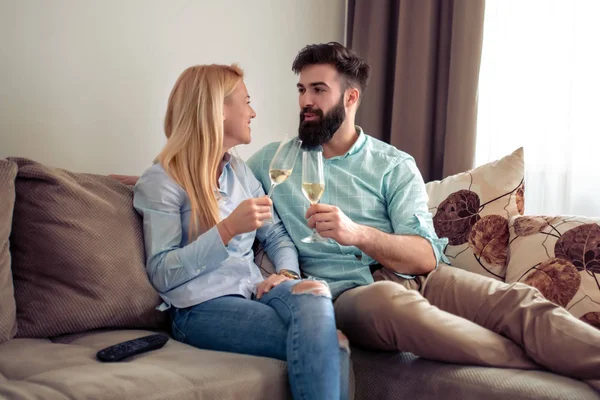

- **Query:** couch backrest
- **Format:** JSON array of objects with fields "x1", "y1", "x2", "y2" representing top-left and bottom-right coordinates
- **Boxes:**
[
  {"x1": 7, "y1": 157, "x2": 168, "y2": 338},
  {"x1": 0, "y1": 159, "x2": 18, "y2": 343}
]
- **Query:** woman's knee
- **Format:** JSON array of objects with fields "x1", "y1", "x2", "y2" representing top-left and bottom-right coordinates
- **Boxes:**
[{"x1": 291, "y1": 280, "x2": 332, "y2": 298}]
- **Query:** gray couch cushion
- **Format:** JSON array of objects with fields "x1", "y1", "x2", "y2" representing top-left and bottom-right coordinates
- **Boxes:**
[
  {"x1": 0, "y1": 329, "x2": 291, "y2": 400},
  {"x1": 351, "y1": 347, "x2": 600, "y2": 400}
]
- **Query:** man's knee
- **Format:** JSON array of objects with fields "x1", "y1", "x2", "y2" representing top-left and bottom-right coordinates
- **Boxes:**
[
  {"x1": 291, "y1": 280, "x2": 331, "y2": 298},
  {"x1": 355, "y1": 281, "x2": 422, "y2": 319},
  {"x1": 336, "y1": 282, "x2": 426, "y2": 351}
]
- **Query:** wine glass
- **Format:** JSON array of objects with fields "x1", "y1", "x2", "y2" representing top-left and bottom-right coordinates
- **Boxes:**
[
  {"x1": 301, "y1": 149, "x2": 328, "y2": 243},
  {"x1": 267, "y1": 136, "x2": 302, "y2": 199}
]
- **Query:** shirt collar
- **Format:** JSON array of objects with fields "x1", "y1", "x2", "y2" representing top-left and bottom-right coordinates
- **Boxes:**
[
  {"x1": 346, "y1": 126, "x2": 367, "y2": 156},
  {"x1": 324, "y1": 125, "x2": 367, "y2": 160},
  {"x1": 220, "y1": 152, "x2": 232, "y2": 168}
]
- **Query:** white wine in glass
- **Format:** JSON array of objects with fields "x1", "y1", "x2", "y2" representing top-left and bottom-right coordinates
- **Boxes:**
[
  {"x1": 302, "y1": 182, "x2": 325, "y2": 204},
  {"x1": 301, "y1": 149, "x2": 328, "y2": 243},
  {"x1": 269, "y1": 168, "x2": 292, "y2": 185},
  {"x1": 267, "y1": 137, "x2": 302, "y2": 199}
]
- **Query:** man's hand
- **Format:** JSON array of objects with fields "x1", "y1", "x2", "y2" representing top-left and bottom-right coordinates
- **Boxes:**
[
  {"x1": 109, "y1": 174, "x2": 140, "y2": 186},
  {"x1": 255, "y1": 274, "x2": 290, "y2": 299},
  {"x1": 306, "y1": 204, "x2": 364, "y2": 246}
]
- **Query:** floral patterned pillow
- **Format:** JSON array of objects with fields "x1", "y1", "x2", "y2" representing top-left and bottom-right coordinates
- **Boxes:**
[
  {"x1": 505, "y1": 215, "x2": 600, "y2": 329},
  {"x1": 425, "y1": 148, "x2": 524, "y2": 280}
]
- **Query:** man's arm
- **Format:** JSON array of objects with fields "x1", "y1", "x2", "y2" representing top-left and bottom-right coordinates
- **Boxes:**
[
  {"x1": 356, "y1": 224, "x2": 436, "y2": 275},
  {"x1": 306, "y1": 157, "x2": 447, "y2": 275},
  {"x1": 306, "y1": 204, "x2": 436, "y2": 275}
]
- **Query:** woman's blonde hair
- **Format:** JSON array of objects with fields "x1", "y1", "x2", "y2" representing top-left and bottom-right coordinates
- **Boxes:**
[{"x1": 157, "y1": 64, "x2": 244, "y2": 238}]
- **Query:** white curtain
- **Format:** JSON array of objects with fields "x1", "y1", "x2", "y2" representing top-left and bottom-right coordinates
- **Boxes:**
[{"x1": 475, "y1": 0, "x2": 600, "y2": 217}]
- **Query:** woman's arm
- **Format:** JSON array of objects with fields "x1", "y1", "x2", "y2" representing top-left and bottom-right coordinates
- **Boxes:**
[{"x1": 133, "y1": 166, "x2": 230, "y2": 293}]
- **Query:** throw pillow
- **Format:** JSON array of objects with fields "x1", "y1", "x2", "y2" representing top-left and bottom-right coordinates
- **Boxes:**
[
  {"x1": 0, "y1": 159, "x2": 18, "y2": 343},
  {"x1": 505, "y1": 215, "x2": 600, "y2": 329},
  {"x1": 9, "y1": 158, "x2": 167, "y2": 338},
  {"x1": 425, "y1": 148, "x2": 525, "y2": 280}
]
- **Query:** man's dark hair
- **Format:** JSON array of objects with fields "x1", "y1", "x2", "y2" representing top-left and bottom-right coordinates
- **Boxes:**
[{"x1": 292, "y1": 42, "x2": 371, "y2": 94}]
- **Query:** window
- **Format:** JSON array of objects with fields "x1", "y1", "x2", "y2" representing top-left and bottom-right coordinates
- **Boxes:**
[{"x1": 476, "y1": 0, "x2": 600, "y2": 217}]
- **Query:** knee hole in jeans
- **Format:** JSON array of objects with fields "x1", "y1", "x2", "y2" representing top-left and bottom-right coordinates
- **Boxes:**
[{"x1": 291, "y1": 280, "x2": 331, "y2": 298}]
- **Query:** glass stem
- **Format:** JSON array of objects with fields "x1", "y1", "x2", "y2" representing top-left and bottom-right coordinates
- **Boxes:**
[{"x1": 267, "y1": 183, "x2": 276, "y2": 199}]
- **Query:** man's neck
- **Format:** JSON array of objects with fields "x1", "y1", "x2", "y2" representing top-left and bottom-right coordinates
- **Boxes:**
[{"x1": 321, "y1": 120, "x2": 358, "y2": 159}]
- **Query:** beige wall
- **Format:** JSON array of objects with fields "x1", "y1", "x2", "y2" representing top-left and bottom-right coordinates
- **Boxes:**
[{"x1": 0, "y1": 0, "x2": 345, "y2": 175}]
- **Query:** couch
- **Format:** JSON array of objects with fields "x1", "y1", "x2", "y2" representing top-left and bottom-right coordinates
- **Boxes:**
[{"x1": 0, "y1": 152, "x2": 598, "y2": 400}]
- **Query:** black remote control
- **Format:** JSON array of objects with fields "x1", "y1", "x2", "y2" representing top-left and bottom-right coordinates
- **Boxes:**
[{"x1": 96, "y1": 334, "x2": 169, "y2": 362}]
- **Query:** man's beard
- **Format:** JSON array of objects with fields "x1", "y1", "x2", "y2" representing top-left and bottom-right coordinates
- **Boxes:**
[{"x1": 298, "y1": 97, "x2": 346, "y2": 149}]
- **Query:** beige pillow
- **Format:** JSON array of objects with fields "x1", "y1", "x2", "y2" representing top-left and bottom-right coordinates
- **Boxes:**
[
  {"x1": 0, "y1": 160, "x2": 18, "y2": 343},
  {"x1": 425, "y1": 148, "x2": 524, "y2": 280},
  {"x1": 9, "y1": 158, "x2": 167, "y2": 338},
  {"x1": 505, "y1": 215, "x2": 600, "y2": 329}
]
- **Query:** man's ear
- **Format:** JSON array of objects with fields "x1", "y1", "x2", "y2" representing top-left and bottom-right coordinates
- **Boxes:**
[{"x1": 345, "y1": 88, "x2": 360, "y2": 107}]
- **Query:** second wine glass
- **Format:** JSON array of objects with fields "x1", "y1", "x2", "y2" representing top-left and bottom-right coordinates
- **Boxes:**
[{"x1": 301, "y1": 149, "x2": 328, "y2": 243}]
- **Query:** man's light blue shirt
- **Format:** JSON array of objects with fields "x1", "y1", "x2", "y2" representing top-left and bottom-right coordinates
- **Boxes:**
[
  {"x1": 133, "y1": 154, "x2": 300, "y2": 309},
  {"x1": 247, "y1": 127, "x2": 449, "y2": 299}
]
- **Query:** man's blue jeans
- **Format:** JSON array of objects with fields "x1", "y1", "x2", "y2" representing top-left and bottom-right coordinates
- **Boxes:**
[{"x1": 171, "y1": 280, "x2": 350, "y2": 400}]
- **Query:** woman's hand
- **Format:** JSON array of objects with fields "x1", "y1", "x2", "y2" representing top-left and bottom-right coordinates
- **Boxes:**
[
  {"x1": 255, "y1": 273, "x2": 290, "y2": 299},
  {"x1": 218, "y1": 197, "x2": 272, "y2": 243}
]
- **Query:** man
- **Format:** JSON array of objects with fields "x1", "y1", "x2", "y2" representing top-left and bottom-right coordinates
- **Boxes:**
[{"x1": 246, "y1": 42, "x2": 600, "y2": 389}]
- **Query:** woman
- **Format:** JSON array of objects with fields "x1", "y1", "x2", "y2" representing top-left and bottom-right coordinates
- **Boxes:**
[{"x1": 132, "y1": 64, "x2": 349, "y2": 400}]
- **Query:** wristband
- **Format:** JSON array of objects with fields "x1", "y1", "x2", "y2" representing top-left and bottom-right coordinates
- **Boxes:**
[{"x1": 278, "y1": 269, "x2": 300, "y2": 280}]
